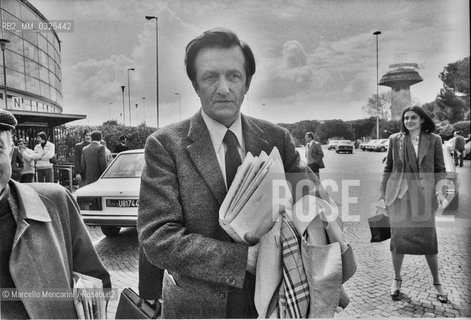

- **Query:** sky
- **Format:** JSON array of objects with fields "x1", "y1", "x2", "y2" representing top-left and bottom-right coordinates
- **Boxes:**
[{"x1": 28, "y1": 0, "x2": 470, "y2": 127}]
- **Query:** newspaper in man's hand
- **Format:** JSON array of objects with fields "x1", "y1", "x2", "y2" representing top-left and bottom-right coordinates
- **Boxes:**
[
  {"x1": 73, "y1": 272, "x2": 107, "y2": 319},
  {"x1": 219, "y1": 147, "x2": 292, "y2": 243}
]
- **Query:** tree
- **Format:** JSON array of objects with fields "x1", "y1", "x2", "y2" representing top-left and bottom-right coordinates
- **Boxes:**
[
  {"x1": 362, "y1": 91, "x2": 392, "y2": 120},
  {"x1": 436, "y1": 56, "x2": 470, "y2": 122}
]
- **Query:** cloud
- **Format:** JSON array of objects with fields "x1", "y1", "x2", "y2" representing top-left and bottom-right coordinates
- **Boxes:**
[{"x1": 283, "y1": 40, "x2": 308, "y2": 68}]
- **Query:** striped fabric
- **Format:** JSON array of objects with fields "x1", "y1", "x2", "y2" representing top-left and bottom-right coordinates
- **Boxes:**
[{"x1": 278, "y1": 216, "x2": 310, "y2": 318}]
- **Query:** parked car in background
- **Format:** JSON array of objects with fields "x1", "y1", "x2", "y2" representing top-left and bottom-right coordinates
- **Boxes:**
[
  {"x1": 359, "y1": 141, "x2": 369, "y2": 151},
  {"x1": 371, "y1": 139, "x2": 389, "y2": 152},
  {"x1": 328, "y1": 139, "x2": 340, "y2": 150},
  {"x1": 75, "y1": 149, "x2": 144, "y2": 237},
  {"x1": 363, "y1": 139, "x2": 379, "y2": 151},
  {"x1": 335, "y1": 140, "x2": 354, "y2": 154}
]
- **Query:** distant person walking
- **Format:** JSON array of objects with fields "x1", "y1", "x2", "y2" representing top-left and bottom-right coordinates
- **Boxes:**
[
  {"x1": 74, "y1": 129, "x2": 91, "y2": 187},
  {"x1": 100, "y1": 140, "x2": 114, "y2": 166},
  {"x1": 379, "y1": 106, "x2": 449, "y2": 304},
  {"x1": 32, "y1": 131, "x2": 55, "y2": 182},
  {"x1": 81, "y1": 130, "x2": 107, "y2": 185},
  {"x1": 452, "y1": 131, "x2": 465, "y2": 167},
  {"x1": 17, "y1": 139, "x2": 35, "y2": 182},
  {"x1": 114, "y1": 135, "x2": 129, "y2": 154},
  {"x1": 305, "y1": 131, "x2": 325, "y2": 179},
  {"x1": 10, "y1": 144, "x2": 24, "y2": 182}
]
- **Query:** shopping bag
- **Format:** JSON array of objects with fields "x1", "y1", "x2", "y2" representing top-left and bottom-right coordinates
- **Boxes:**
[{"x1": 368, "y1": 212, "x2": 391, "y2": 242}]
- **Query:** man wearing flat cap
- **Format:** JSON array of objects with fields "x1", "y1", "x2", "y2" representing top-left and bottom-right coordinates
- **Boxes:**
[{"x1": 0, "y1": 109, "x2": 111, "y2": 319}]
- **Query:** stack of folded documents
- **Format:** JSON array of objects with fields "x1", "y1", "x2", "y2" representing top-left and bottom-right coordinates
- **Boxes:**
[
  {"x1": 219, "y1": 147, "x2": 292, "y2": 244},
  {"x1": 73, "y1": 272, "x2": 107, "y2": 319}
]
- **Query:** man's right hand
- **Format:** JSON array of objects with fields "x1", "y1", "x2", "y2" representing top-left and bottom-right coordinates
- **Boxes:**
[{"x1": 245, "y1": 233, "x2": 260, "y2": 275}]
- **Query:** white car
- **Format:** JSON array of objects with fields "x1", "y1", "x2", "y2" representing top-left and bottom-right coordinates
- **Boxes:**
[
  {"x1": 75, "y1": 149, "x2": 144, "y2": 237},
  {"x1": 371, "y1": 139, "x2": 389, "y2": 152},
  {"x1": 327, "y1": 140, "x2": 340, "y2": 150}
]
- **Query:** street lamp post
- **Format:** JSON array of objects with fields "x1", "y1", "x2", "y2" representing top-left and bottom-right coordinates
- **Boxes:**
[
  {"x1": 0, "y1": 39, "x2": 10, "y2": 109},
  {"x1": 145, "y1": 15, "x2": 159, "y2": 128},
  {"x1": 120, "y1": 86, "x2": 126, "y2": 125},
  {"x1": 135, "y1": 103, "x2": 138, "y2": 124},
  {"x1": 108, "y1": 102, "x2": 112, "y2": 120},
  {"x1": 373, "y1": 31, "x2": 381, "y2": 139},
  {"x1": 127, "y1": 68, "x2": 135, "y2": 126},
  {"x1": 142, "y1": 97, "x2": 146, "y2": 123},
  {"x1": 175, "y1": 92, "x2": 181, "y2": 120}
]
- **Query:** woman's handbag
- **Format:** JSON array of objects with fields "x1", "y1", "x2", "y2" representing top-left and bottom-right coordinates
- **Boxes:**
[
  {"x1": 368, "y1": 211, "x2": 391, "y2": 242},
  {"x1": 115, "y1": 288, "x2": 160, "y2": 319}
]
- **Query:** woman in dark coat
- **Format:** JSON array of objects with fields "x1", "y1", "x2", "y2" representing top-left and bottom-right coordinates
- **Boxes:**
[{"x1": 379, "y1": 106, "x2": 449, "y2": 303}]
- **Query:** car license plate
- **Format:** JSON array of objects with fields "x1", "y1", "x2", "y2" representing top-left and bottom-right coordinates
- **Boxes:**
[{"x1": 106, "y1": 199, "x2": 139, "y2": 208}]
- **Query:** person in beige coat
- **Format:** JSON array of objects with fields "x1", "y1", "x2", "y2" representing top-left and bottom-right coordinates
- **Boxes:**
[{"x1": 379, "y1": 106, "x2": 449, "y2": 303}]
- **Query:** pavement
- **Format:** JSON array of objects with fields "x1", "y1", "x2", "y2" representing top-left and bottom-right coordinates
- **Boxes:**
[{"x1": 86, "y1": 161, "x2": 471, "y2": 319}]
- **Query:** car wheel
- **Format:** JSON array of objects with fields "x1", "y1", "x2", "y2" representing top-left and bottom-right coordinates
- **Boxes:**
[
  {"x1": 336, "y1": 150, "x2": 339, "y2": 153},
  {"x1": 101, "y1": 226, "x2": 121, "y2": 237},
  {"x1": 350, "y1": 151, "x2": 353, "y2": 154},
  {"x1": 380, "y1": 147, "x2": 386, "y2": 152}
]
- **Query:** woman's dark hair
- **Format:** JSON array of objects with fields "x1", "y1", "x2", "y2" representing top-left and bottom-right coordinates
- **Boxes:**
[
  {"x1": 37, "y1": 131, "x2": 47, "y2": 141},
  {"x1": 82, "y1": 129, "x2": 90, "y2": 138},
  {"x1": 401, "y1": 106, "x2": 436, "y2": 134},
  {"x1": 184, "y1": 27, "x2": 256, "y2": 87}
]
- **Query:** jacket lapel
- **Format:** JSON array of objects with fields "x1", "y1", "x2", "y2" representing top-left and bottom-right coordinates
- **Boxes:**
[
  {"x1": 418, "y1": 133, "x2": 430, "y2": 166},
  {"x1": 242, "y1": 115, "x2": 270, "y2": 157},
  {"x1": 397, "y1": 133, "x2": 405, "y2": 165},
  {"x1": 8, "y1": 181, "x2": 69, "y2": 319},
  {"x1": 186, "y1": 112, "x2": 227, "y2": 205}
]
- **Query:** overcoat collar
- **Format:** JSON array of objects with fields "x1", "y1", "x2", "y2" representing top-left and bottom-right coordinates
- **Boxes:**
[
  {"x1": 7, "y1": 180, "x2": 68, "y2": 319},
  {"x1": 9, "y1": 180, "x2": 51, "y2": 223},
  {"x1": 186, "y1": 111, "x2": 270, "y2": 205}
]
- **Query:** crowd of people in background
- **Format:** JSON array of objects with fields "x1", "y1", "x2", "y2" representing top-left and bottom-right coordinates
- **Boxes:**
[{"x1": 9, "y1": 128, "x2": 130, "y2": 187}]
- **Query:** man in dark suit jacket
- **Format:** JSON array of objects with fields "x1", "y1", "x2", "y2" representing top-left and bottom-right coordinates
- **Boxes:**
[
  {"x1": 10, "y1": 145, "x2": 24, "y2": 181},
  {"x1": 81, "y1": 130, "x2": 107, "y2": 185},
  {"x1": 452, "y1": 131, "x2": 465, "y2": 167},
  {"x1": 74, "y1": 129, "x2": 91, "y2": 187},
  {"x1": 114, "y1": 135, "x2": 129, "y2": 154},
  {"x1": 138, "y1": 28, "x2": 315, "y2": 318},
  {"x1": 305, "y1": 131, "x2": 325, "y2": 179}
]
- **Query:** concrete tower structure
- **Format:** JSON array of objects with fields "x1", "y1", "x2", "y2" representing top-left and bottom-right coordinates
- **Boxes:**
[{"x1": 379, "y1": 62, "x2": 423, "y2": 120}]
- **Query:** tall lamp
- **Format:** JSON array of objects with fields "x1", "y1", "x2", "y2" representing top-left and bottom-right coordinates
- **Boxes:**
[
  {"x1": 120, "y1": 86, "x2": 126, "y2": 125},
  {"x1": 0, "y1": 38, "x2": 10, "y2": 109},
  {"x1": 127, "y1": 68, "x2": 135, "y2": 126},
  {"x1": 145, "y1": 15, "x2": 159, "y2": 128},
  {"x1": 373, "y1": 31, "x2": 381, "y2": 139}
]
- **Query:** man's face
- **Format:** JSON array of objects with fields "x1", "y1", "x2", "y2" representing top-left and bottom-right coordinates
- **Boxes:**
[
  {"x1": 0, "y1": 131, "x2": 13, "y2": 192},
  {"x1": 84, "y1": 132, "x2": 92, "y2": 143},
  {"x1": 193, "y1": 46, "x2": 249, "y2": 127},
  {"x1": 305, "y1": 135, "x2": 312, "y2": 143}
]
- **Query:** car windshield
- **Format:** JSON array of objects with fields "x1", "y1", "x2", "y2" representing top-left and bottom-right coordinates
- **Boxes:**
[
  {"x1": 339, "y1": 140, "x2": 351, "y2": 144},
  {"x1": 102, "y1": 153, "x2": 145, "y2": 178}
]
